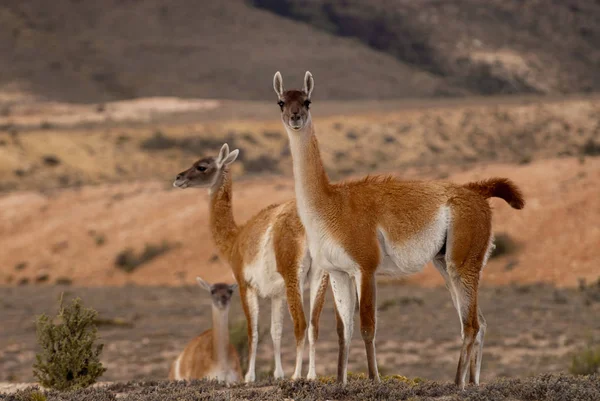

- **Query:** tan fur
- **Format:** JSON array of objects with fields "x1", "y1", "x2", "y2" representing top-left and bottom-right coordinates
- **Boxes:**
[
  {"x1": 174, "y1": 148, "x2": 330, "y2": 381},
  {"x1": 168, "y1": 330, "x2": 242, "y2": 381},
  {"x1": 274, "y1": 71, "x2": 525, "y2": 388},
  {"x1": 169, "y1": 280, "x2": 242, "y2": 383}
]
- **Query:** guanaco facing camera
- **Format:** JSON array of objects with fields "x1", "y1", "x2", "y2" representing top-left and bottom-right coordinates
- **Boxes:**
[{"x1": 169, "y1": 278, "x2": 242, "y2": 383}]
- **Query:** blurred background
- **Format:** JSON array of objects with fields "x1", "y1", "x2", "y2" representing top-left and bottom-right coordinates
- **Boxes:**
[{"x1": 1, "y1": 0, "x2": 599, "y2": 386}]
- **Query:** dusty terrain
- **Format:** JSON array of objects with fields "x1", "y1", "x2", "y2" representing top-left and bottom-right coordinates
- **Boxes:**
[
  {"x1": 1, "y1": 282, "x2": 600, "y2": 386},
  {"x1": 0, "y1": 92, "x2": 599, "y2": 399}
]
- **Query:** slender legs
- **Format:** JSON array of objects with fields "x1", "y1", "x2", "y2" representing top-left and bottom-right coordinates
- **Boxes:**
[
  {"x1": 285, "y1": 276, "x2": 307, "y2": 380},
  {"x1": 270, "y1": 296, "x2": 286, "y2": 379},
  {"x1": 433, "y1": 258, "x2": 485, "y2": 389},
  {"x1": 329, "y1": 270, "x2": 356, "y2": 384},
  {"x1": 356, "y1": 272, "x2": 380, "y2": 381},
  {"x1": 240, "y1": 286, "x2": 259, "y2": 383},
  {"x1": 307, "y1": 268, "x2": 329, "y2": 379}
]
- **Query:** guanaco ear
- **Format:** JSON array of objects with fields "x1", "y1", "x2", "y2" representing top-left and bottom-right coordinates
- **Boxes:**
[
  {"x1": 273, "y1": 71, "x2": 284, "y2": 98},
  {"x1": 303, "y1": 71, "x2": 314, "y2": 99},
  {"x1": 229, "y1": 283, "x2": 239, "y2": 291},
  {"x1": 216, "y1": 143, "x2": 230, "y2": 167},
  {"x1": 196, "y1": 276, "x2": 212, "y2": 292},
  {"x1": 221, "y1": 149, "x2": 239, "y2": 166}
]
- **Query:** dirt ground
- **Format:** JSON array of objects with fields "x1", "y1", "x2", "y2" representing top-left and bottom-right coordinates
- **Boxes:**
[{"x1": 1, "y1": 282, "x2": 599, "y2": 386}]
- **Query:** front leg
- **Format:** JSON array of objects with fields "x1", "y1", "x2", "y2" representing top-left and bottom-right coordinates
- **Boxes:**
[
  {"x1": 329, "y1": 270, "x2": 356, "y2": 384},
  {"x1": 270, "y1": 296, "x2": 286, "y2": 379},
  {"x1": 240, "y1": 286, "x2": 259, "y2": 383}
]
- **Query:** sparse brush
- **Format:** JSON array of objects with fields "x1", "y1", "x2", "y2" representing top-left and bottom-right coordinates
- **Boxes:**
[
  {"x1": 115, "y1": 241, "x2": 174, "y2": 273},
  {"x1": 14, "y1": 388, "x2": 47, "y2": 401},
  {"x1": 33, "y1": 295, "x2": 106, "y2": 391},
  {"x1": 229, "y1": 319, "x2": 267, "y2": 373},
  {"x1": 570, "y1": 344, "x2": 600, "y2": 375},
  {"x1": 490, "y1": 233, "x2": 520, "y2": 259}
]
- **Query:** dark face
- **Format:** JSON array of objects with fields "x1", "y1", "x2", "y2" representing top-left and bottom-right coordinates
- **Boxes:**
[
  {"x1": 278, "y1": 90, "x2": 311, "y2": 131},
  {"x1": 209, "y1": 283, "x2": 235, "y2": 310},
  {"x1": 173, "y1": 157, "x2": 219, "y2": 189}
]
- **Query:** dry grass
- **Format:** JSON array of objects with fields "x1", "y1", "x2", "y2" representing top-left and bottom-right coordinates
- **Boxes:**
[{"x1": 6, "y1": 374, "x2": 600, "y2": 400}]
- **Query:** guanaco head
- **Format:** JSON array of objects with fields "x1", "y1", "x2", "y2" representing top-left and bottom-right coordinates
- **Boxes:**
[
  {"x1": 173, "y1": 143, "x2": 239, "y2": 190},
  {"x1": 196, "y1": 277, "x2": 238, "y2": 310},
  {"x1": 273, "y1": 71, "x2": 314, "y2": 132}
]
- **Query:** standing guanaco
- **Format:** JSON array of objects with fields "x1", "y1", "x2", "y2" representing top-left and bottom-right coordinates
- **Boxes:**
[{"x1": 273, "y1": 71, "x2": 525, "y2": 388}]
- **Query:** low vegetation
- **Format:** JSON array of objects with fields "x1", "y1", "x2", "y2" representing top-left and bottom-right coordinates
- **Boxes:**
[
  {"x1": 570, "y1": 344, "x2": 600, "y2": 376},
  {"x1": 33, "y1": 296, "x2": 106, "y2": 391},
  {"x1": 8, "y1": 373, "x2": 600, "y2": 401},
  {"x1": 114, "y1": 241, "x2": 175, "y2": 273},
  {"x1": 490, "y1": 233, "x2": 520, "y2": 259}
]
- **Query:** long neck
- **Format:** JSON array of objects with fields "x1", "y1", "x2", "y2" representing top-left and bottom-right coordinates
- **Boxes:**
[
  {"x1": 209, "y1": 168, "x2": 239, "y2": 262},
  {"x1": 286, "y1": 115, "x2": 332, "y2": 221},
  {"x1": 211, "y1": 304, "x2": 230, "y2": 367}
]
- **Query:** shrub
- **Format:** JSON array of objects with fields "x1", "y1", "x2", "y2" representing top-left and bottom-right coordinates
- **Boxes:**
[
  {"x1": 570, "y1": 345, "x2": 600, "y2": 375},
  {"x1": 115, "y1": 241, "x2": 174, "y2": 273},
  {"x1": 33, "y1": 295, "x2": 106, "y2": 390},
  {"x1": 490, "y1": 233, "x2": 520, "y2": 259},
  {"x1": 229, "y1": 319, "x2": 267, "y2": 373},
  {"x1": 139, "y1": 131, "x2": 177, "y2": 151}
]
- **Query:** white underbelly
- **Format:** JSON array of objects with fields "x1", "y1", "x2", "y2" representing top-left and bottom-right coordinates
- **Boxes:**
[
  {"x1": 376, "y1": 206, "x2": 449, "y2": 276},
  {"x1": 243, "y1": 225, "x2": 286, "y2": 298}
]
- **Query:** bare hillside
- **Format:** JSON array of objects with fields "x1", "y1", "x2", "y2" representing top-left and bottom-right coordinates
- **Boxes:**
[
  {"x1": 252, "y1": 0, "x2": 600, "y2": 96},
  {"x1": 0, "y1": 0, "x2": 442, "y2": 103},
  {"x1": 2, "y1": 0, "x2": 600, "y2": 102}
]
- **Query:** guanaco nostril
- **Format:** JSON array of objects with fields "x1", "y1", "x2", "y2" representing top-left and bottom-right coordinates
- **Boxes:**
[{"x1": 176, "y1": 174, "x2": 183, "y2": 180}]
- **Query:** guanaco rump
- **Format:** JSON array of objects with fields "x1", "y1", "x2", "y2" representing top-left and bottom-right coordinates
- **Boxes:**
[
  {"x1": 273, "y1": 71, "x2": 525, "y2": 388},
  {"x1": 173, "y1": 144, "x2": 329, "y2": 381},
  {"x1": 169, "y1": 278, "x2": 242, "y2": 383}
]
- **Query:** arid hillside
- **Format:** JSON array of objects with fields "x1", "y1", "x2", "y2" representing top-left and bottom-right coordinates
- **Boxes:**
[
  {"x1": 0, "y1": 93, "x2": 599, "y2": 288},
  {"x1": 1, "y1": 156, "x2": 598, "y2": 288},
  {"x1": 1, "y1": 95, "x2": 599, "y2": 193},
  {"x1": 1, "y1": 0, "x2": 600, "y2": 103}
]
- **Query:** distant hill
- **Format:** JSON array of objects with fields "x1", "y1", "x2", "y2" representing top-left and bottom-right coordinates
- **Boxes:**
[{"x1": 1, "y1": 0, "x2": 599, "y2": 103}]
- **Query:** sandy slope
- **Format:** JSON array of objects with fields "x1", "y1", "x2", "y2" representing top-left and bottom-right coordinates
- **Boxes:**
[{"x1": 1, "y1": 157, "x2": 598, "y2": 288}]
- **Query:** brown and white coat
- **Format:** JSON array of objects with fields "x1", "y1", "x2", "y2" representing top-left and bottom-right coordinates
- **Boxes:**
[
  {"x1": 273, "y1": 71, "x2": 525, "y2": 388},
  {"x1": 174, "y1": 145, "x2": 329, "y2": 381}
]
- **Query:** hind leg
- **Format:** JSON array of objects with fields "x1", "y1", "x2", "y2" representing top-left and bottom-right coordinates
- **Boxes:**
[
  {"x1": 433, "y1": 258, "x2": 485, "y2": 389},
  {"x1": 469, "y1": 308, "x2": 486, "y2": 385}
]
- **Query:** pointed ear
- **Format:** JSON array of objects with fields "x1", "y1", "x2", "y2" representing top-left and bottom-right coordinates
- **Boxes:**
[
  {"x1": 303, "y1": 71, "x2": 314, "y2": 99},
  {"x1": 222, "y1": 149, "x2": 239, "y2": 166},
  {"x1": 273, "y1": 71, "x2": 284, "y2": 98},
  {"x1": 229, "y1": 283, "x2": 239, "y2": 292},
  {"x1": 216, "y1": 143, "x2": 230, "y2": 167},
  {"x1": 196, "y1": 277, "x2": 212, "y2": 292}
]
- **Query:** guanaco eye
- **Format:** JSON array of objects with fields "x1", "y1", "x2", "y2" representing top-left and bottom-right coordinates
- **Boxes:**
[
  {"x1": 196, "y1": 165, "x2": 207, "y2": 172},
  {"x1": 278, "y1": 100, "x2": 284, "y2": 110},
  {"x1": 304, "y1": 99, "x2": 311, "y2": 109}
]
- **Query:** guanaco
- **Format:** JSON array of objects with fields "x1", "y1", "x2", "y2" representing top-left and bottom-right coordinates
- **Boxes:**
[
  {"x1": 173, "y1": 145, "x2": 329, "y2": 381},
  {"x1": 273, "y1": 71, "x2": 525, "y2": 389},
  {"x1": 169, "y1": 278, "x2": 242, "y2": 383}
]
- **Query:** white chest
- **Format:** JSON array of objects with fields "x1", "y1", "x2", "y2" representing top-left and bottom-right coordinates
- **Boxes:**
[{"x1": 243, "y1": 224, "x2": 286, "y2": 298}]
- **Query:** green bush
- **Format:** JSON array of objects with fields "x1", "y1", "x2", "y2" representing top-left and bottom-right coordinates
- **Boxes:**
[
  {"x1": 570, "y1": 344, "x2": 600, "y2": 375},
  {"x1": 33, "y1": 295, "x2": 106, "y2": 391}
]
